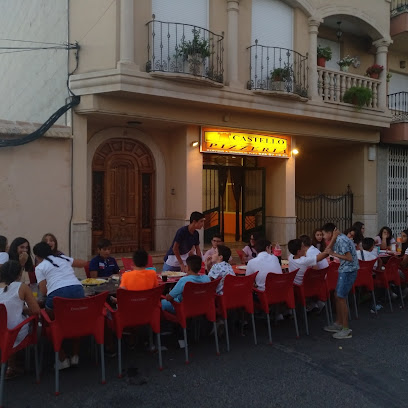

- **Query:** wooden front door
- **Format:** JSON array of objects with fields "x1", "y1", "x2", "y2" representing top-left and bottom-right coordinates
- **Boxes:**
[{"x1": 92, "y1": 139, "x2": 154, "y2": 253}]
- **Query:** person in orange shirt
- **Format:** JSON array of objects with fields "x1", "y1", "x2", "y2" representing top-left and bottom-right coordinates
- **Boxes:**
[{"x1": 120, "y1": 249, "x2": 158, "y2": 291}]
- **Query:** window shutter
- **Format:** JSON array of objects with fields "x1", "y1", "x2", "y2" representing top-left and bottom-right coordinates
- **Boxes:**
[
  {"x1": 317, "y1": 38, "x2": 340, "y2": 71},
  {"x1": 388, "y1": 72, "x2": 408, "y2": 95},
  {"x1": 251, "y1": 0, "x2": 293, "y2": 49},
  {"x1": 152, "y1": 0, "x2": 208, "y2": 28}
]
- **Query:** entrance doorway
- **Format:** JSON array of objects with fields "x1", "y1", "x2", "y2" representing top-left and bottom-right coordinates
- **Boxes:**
[
  {"x1": 92, "y1": 138, "x2": 155, "y2": 253},
  {"x1": 202, "y1": 155, "x2": 265, "y2": 244}
]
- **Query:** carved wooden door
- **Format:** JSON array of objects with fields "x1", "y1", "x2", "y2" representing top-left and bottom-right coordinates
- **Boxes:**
[
  {"x1": 92, "y1": 139, "x2": 154, "y2": 253},
  {"x1": 105, "y1": 155, "x2": 139, "y2": 252}
]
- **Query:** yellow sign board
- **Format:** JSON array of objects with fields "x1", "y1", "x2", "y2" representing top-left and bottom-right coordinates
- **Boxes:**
[{"x1": 200, "y1": 128, "x2": 291, "y2": 158}]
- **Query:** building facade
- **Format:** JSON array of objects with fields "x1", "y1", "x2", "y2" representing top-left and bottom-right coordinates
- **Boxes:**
[{"x1": 0, "y1": 0, "x2": 395, "y2": 258}]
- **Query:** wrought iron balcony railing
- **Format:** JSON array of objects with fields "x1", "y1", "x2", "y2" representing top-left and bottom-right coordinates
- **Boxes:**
[
  {"x1": 388, "y1": 92, "x2": 408, "y2": 121},
  {"x1": 247, "y1": 41, "x2": 308, "y2": 98},
  {"x1": 146, "y1": 18, "x2": 224, "y2": 83},
  {"x1": 391, "y1": 0, "x2": 408, "y2": 17}
]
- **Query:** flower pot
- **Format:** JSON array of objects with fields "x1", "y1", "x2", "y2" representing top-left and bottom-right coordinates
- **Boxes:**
[
  {"x1": 269, "y1": 80, "x2": 286, "y2": 91},
  {"x1": 317, "y1": 57, "x2": 326, "y2": 67},
  {"x1": 187, "y1": 54, "x2": 205, "y2": 76},
  {"x1": 369, "y1": 73, "x2": 379, "y2": 79},
  {"x1": 340, "y1": 65, "x2": 350, "y2": 72}
]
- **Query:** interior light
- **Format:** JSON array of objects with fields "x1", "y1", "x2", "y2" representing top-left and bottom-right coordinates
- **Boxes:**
[
  {"x1": 192, "y1": 141, "x2": 199, "y2": 147},
  {"x1": 292, "y1": 148, "x2": 299, "y2": 155}
]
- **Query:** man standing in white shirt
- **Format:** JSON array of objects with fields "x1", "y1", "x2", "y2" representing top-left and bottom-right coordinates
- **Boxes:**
[
  {"x1": 288, "y1": 239, "x2": 330, "y2": 285},
  {"x1": 245, "y1": 239, "x2": 281, "y2": 291}
]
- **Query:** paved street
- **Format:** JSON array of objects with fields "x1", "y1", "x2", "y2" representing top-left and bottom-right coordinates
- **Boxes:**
[{"x1": 6, "y1": 303, "x2": 408, "y2": 408}]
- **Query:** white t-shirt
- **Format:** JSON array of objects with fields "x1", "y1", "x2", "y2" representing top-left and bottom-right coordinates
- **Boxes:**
[
  {"x1": 374, "y1": 236, "x2": 396, "y2": 246},
  {"x1": 306, "y1": 246, "x2": 329, "y2": 270},
  {"x1": 356, "y1": 249, "x2": 378, "y2": 268},
  {"x1": 35, "y1": 255, "x2": 82, "y2": 295},
  {"x1": 289, "y1": 254, "x2": 317, "y2": 285},
  {"x1": 245, "y1": 251, "x2": 281, "y2": 291},
  {"x1": 0, "y1": 252, "x2": 9, "y2": 264}
]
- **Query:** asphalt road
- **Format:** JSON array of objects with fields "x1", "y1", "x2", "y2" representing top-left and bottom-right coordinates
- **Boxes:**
[{"x1": 5, "y1": 301, "x2": 408, "y2": 408}]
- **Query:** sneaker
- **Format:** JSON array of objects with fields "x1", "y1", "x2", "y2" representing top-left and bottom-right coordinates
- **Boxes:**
[
  {"x1": 275, "y1": 313, "x2": 284, "y2": 321},
  {"x1": 316, "y1": 300, "x2": 326, "y2": 314},
  {"x1": 370, "y1": 304, "x2": 383, "y2": 314},
  {"x1": 323, "y1": 323, "x2": 342, "y2": 333},
  {"x1": 391, "y1": 291, "x2": 398, "y2": 300},
  {"x1": 70, "y1": 355, "x2": 79, "y2": 366},
  {"x1": 55, "y1": 358, "x2": 70, "y2": 370},
  {"x1": 332, "y1": 328, "x2": 352, "y2": 339}
]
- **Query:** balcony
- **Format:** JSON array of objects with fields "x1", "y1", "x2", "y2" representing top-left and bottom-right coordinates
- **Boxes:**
[
  {"x1": 382, "y1": 92, "x2": 408, "y2": 143},
  {"x1": 247, "y1": 41, "x2": 308, "y2": 99},
  {"x1": 317, "y1": 68, "x2": 381, "y2": 110},
  {"x1": 146, "y1": 19, "x2": 224, "y2": 86},
  {"x1": 391, "y1": 0, "x2": 408, "y2": 37}
]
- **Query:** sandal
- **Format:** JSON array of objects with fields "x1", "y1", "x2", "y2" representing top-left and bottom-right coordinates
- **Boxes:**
[{"x1": 5, "y1": 367, "x2": 20, "y2": 380}]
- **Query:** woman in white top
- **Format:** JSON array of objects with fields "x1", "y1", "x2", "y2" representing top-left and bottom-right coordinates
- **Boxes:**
[
  {"x1": 33, "y1": 242, "x2": 87, "y2": 370},
  {"x1": 374, "y1": 226, "x2": 396, "y2": 250},
  {"x1": 0, "y1": 261, "x2": 40, "y2": 379},
  {"x1": 0, "y1": 235, "x2": 9, "y2": 267}
]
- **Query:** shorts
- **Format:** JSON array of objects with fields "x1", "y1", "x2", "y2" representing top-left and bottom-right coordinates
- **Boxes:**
[
  {"x1": 46, "y1": 284, "x2": 85, "y2": 309},
  {"x1": 162, "y1": 263, "x2": 181, "y2": 272},
  {"x1": 336, "y1": 271, "x2": 357, "y2": 299}
]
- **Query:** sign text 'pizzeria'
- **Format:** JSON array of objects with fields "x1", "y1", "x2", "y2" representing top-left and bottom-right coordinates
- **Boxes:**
[{"x1": 200, "y1": 128, "x2": 291, "y2": 158}]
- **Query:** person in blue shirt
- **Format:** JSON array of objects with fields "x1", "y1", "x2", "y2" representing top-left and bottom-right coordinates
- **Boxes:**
[
  {"x1": 163, "y1": 211, "x2": 205, "y2": 272},
  {"x1": 89, "y1": 238, "x2": 120, "y2": 278},
  {"x1": 322, "y1": 223, "x2": 359, "y2": 340},
  {"x1": 161, "y1": 255, "x2": 210, "y2": 314}
]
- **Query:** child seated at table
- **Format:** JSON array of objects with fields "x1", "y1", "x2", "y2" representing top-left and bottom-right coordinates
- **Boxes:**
[
  {"x1": 356, "y1": 237, "x2": 382, "y2": 270},
  {"x1": 0, "y1": 235, "x2": 9, "y2": 266},
  {"x1": 246, "y1": 239, "x2": 281, "y2": 291},
  {"x1": 161, "y1": 255, "x2": 210, "y2": 314},
  {"x1": 0, "y1": 261, "x2": 40, "y2": 379},
  {"x1": 120, "y1": 249, "x2": 158, "y2": 291},
  {"x1": 208, "y1": 245, "x2": 235, "y2": 294},
  {"x1": 89, "y1": 238, "x2": 120, "y2": 278},
  {"x1": 288, "y1": 238, "x2": 330, "y2": 285}
]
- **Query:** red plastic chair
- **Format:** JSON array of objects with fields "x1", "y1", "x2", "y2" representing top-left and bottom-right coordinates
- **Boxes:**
[
  {"x1": 0, "y1": 305, "x2": 39, "y2": 407},
  {"x1": 254, "y1": 271, "x2": 299, "y2": 343},
  {"x1": 351, "y1": 259, "x2": 378, "y2": 318},
  {"x1": 121, "y1": 256, "x2": 154, "y2": 270},
  {"x1": 41, "y1": 292, "x2": 108, "y2": 395},
  {"x1": 374, "y1": 256, "x2": 403, "y2": 312},
  {"x1": 294, "y1": 267, "x2": 330, "y2": 335},
  {"x1": 105, "y1": 286, "x2": 163, "y2": 377},
  {"x1": 84, "y1": 261, "x2": 90, "y2": 278},
  {"x1": 326, "y1": 262, "x2": 339, "y2": 323},
  {"x1": 161, "y1": 279, "x2": 220, "y2": 363},
  {"x1": 216, "y1": 273, "x2": 258, "y2": 351},
  {"x1": 236, "y1": 250, "x2": 246, "y2": 264}
]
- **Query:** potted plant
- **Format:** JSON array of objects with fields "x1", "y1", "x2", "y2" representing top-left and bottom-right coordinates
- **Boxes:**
[
  {"x1": 337, "y1": 55, "x2": 355, "y2": 72},
  {"x1": 366, "y1": 64, "x2": 384, "y2": 79},
  {"x1": 317, "y1": 45, "x2": 332, "y2": 67},
  {"x1": 176, "y1": 28, "x2": 211, "y2": 76},
  {"x1": 269, "y1": 65, "x2": 292, "y2": 91},
  {"x1": 342, "y1": 86, "x2": 373, "y2": 110}
]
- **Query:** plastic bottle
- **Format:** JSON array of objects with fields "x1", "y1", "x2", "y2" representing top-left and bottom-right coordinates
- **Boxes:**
[{"x1": 396, "y1": 236, "x2": 402, "y2": 254}]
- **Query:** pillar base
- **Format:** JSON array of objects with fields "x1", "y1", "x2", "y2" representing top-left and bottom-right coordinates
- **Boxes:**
[
  {"x1": 265, "y1": 216, "x2": 297, "y2": 258},
  {"x1": 71, "y1": 221, "x2": 91, "y2": 260}
]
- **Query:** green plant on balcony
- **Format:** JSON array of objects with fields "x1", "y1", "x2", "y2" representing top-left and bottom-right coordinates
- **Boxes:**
[
  {"x1": 342, "y1": 86, "x2": 373, "y2": 110},
  {"x1": 366, "y1": 64, "x2": 384, "y2": 79},
  {"x1": 270, "y1": 65, "x2": 292, "y2": 82},
  {"x1": 175, "y1": 28, "x2": 211, "y2": 76},
  {"x1": 337, "y1": 55, "x2": 355, "y2": 72},
  {"x1": 317, "y1": 45, "x2": 332, "y2": 67}
]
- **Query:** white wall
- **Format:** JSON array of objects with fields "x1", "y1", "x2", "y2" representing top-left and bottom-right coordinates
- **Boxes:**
[{"x1": 0, "y1": 0, "x2": 68, "y2": 124}]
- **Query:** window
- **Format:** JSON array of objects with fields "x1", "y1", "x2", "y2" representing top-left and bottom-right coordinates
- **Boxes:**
[{"x1": 317, "y1": 38, "x2": 340, "y2": 71}]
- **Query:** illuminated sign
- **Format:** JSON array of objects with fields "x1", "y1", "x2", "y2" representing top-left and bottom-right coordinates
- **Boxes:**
[{"x1": 200, "y1": 127, "x2": 291, "y2": 158}]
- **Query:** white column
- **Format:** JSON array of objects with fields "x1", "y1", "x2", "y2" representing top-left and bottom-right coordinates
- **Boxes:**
[
  {"x1": 308, "y1": 18, "x2": 322, "y2": 101},
  {"x1": 71, "y1": 113, "x2": 91, "y2": 260},
  {"x1": 227, "y1": 0, "x2": 240, "y2": 87},
  {"x1": 118, "y1": 0, "x2": 136, "y2": 67},
  {"x1": 373, "y1": 38, "x2": 391, "y2": 110}
]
